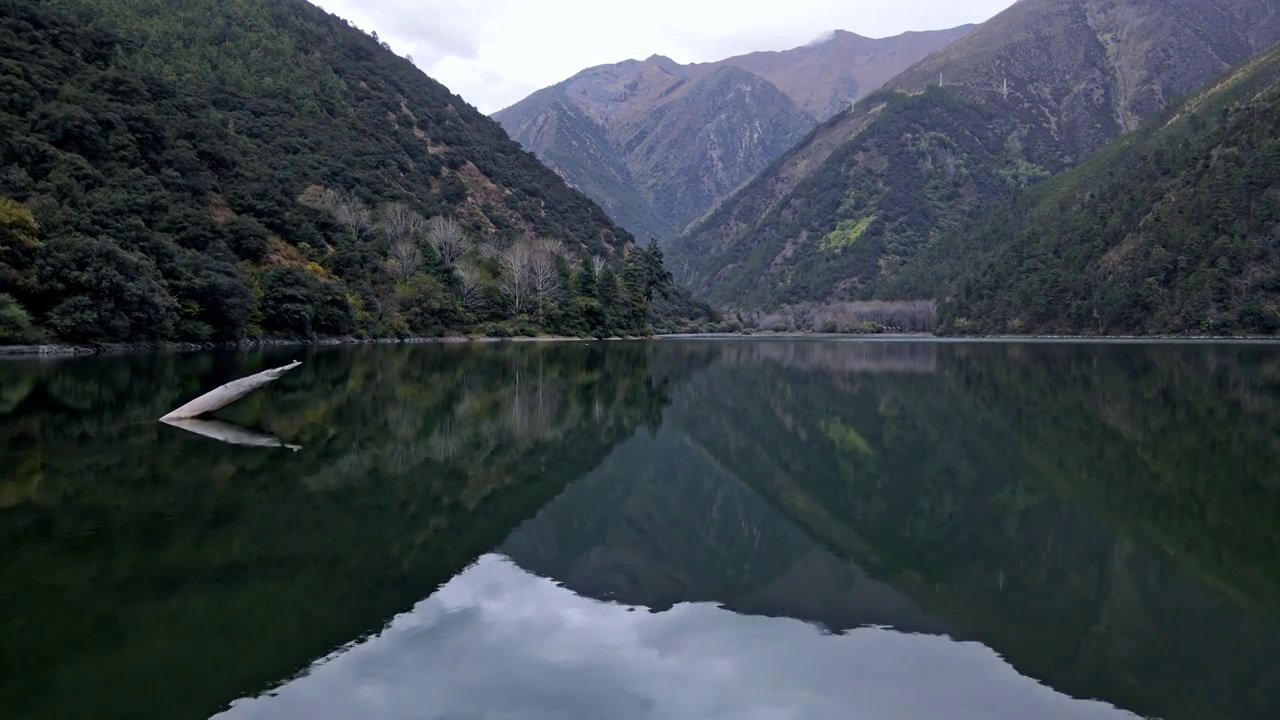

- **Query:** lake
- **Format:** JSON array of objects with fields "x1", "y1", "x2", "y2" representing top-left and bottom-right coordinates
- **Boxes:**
[{"x1": 2, "y1": 339, "x2": 1280, "y2": 719}]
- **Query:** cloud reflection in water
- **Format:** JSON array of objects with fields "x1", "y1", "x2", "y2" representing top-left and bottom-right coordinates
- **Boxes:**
[{"x1": 219, "y1": 554, "x2": 1134, "y2": 720}]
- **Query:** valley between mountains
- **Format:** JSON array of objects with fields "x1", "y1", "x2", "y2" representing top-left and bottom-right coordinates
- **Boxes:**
[
  {"x1": 2, "y1": 0, "x2": 1280, "y2": 344},
  {"x1": 493, "y1": 26, "x2": 974, "y2": 245},
  {"x1": 499, "y1": 0, "x2": 1280, "y2": 337}
]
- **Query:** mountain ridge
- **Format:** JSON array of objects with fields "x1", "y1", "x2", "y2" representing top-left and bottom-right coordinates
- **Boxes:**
[
  {"x1": 495, "y1": 56, "x2": 817, "y2": 243},
  {"x1": 494, "y1": 25, "x2": 974, "y2": 243},
  {"x1": 669, "y1": 0, "x2": 1280, "y2": 309},
  {"x1": 695, "y1": 25, "x2": 978, "y2": 120}
]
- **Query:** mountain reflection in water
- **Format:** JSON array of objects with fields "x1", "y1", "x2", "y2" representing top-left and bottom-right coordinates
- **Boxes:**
[{"x1": 3, "y1": 339, "x2": 1280, "y2": 720}]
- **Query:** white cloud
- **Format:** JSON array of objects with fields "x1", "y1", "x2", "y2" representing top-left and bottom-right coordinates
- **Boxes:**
[
  {"x1": 310, "y1": 0, "x2": 1017, "y2": 113},
  {"x1": 219, "y1": 554, "x2": 1137, "y2": 720}
]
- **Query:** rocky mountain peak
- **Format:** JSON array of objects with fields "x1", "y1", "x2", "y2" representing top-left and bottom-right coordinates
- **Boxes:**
[{"x1": 495, "y1": 25, "x2": 975, "y2": 243}]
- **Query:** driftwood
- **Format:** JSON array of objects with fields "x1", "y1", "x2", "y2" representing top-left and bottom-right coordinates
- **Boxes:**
[
  {"x1": 161, "y1": 418, "x2": 302, "y2": 451},
  {"x1": 160, "y1": 360, "x2": 302, "y2": 421}
]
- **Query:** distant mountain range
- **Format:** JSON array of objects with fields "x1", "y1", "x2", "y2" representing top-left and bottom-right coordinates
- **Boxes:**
[
  {"x1": 668, "y1": 0, "x2": 1280, "y2": 310},
  {"x1": 695, "y1": 26, "x2": 979, "y2": 123},
  {"x1": 493, "y1": 26, "x2": 974, "y2": 243}
]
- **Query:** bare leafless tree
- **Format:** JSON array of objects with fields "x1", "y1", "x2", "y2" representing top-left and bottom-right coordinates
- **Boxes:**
[
  {"x1": 455, "y1": 258, "x2": 485, "y2": 311},
  {"x1": 427, "y1": 216, "x2": 469, "y2": 265},
  {"x1": 755, "y1": 300, "x2": 937, "y2": 333},
  {"x1": 499, "y1": 243, "x2": 532, "y2": 315},
  {"x1": 529, "y1": 238, "x2": 564, "y2": 315},
  {"x1": 379, "y1": 202, "x2": 426, "y2": 283},
  {"x1": 536, "y1": 238, "x2": 566, "y2": 255},
  {"x1": 591, "y1": 255, "x2": 607, "y2": 278},
  {"x1": 387, "y1": 238, "x2": 421, "y2": 284},
  {"x1": 297, "y1": 185, "x2": 340, "y2": 212},
  {"x1": 334, "y1": 195, "x2": 373, "y2": 242},
  {"x1": 789, "y1": 304, "x2": 815, "y2": 330},
  {"x1": 299, "y1": 185, "x2": 373, "y2": 243},
  {"x1": 380, "y1": 201, "x2": 426, "y2": 245}
]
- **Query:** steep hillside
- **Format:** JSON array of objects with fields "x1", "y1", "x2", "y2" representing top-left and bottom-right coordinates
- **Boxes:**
[
  {"x1": 893, "y1": 43, "x2": 1280, "y2": 335},
  {"x1": 495, "y1": 58, "x2": 814, "y2": 243},
  {"x1": 631, "y1": 66, "x2": 818, "y2": 235},
  {"x1": 491, "y1": 89, "x2": 668, "y2": 249},
  {"x1": 494, "y1": 27, "x2": 971, "y2": 243},
  {"x1": 0, "y1": 0, "x2": 705, "y2": 344},
  {"x1": 671, "y1": 0, "x2": 1280, "y2": 308},
  {"x1": 701, "y1": 26, "x2": 976, "y2": 121}
]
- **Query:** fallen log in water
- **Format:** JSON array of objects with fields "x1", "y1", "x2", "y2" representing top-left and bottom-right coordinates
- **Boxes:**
[
  {"x1": 161, "y1": 417, "x2": 303, "y2": 451},
  {"x1": 160, "y1": 360, "x2": 302, "y2": 421}
]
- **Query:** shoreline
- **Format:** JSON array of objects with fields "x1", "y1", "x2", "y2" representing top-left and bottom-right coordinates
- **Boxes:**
[
  {"x1": 0, "y1": 334, "x2": 639, "y2": 359},
  {"x1": 658, "y1": 332, "x2": 1280, "y2": 344},
  {"x1": 5, "y1": 331, "x2": 1280, "y2": 358}
]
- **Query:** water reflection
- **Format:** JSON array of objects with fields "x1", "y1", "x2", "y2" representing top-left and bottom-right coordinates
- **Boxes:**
[
  {"x1": 161, "y1": 417, "x2": 303, "y2": 450},
  {"x1": 502, "y1": 427, "x2": 950, "y2": 636},
  {"x1": 4, "y1": 340, "x2": 1280, "y2": 720},
  {"x1": 665, "y1": 341, "x2": 1280, "y2": 720},
  {"x1": 0, "y1": 343, "x2": 699, "y2": 720},
  {"x1": 219, "y1": 340, "x2": 1280, "y2": 720},
  {"x1": 220, "y1": 554, "x2": 1133, "y2": 720}
]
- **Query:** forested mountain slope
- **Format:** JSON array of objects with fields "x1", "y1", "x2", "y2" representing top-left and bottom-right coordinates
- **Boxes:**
[
  {"x1": 893, "y1": 43, "x2": 1280, "y2": 335},
  {"x1": 0, "y1": 0, "x2": 706, "y2": 345},
  {"x1": 670, "y1": 0, "x2": 1280, "y2": 309},
  {"x1": 493, "y1": 27, "x2": 972, "y2": 244}
]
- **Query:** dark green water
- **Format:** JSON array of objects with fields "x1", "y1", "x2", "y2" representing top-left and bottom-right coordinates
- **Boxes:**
[{"x1": 2, "y1": 340, "x2": 1280, "y2": 719}]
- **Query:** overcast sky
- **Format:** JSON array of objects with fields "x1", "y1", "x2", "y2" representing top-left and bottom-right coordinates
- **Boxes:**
[{"x1": 310, "y1": 0, "x2": 1018, "y2": 114}]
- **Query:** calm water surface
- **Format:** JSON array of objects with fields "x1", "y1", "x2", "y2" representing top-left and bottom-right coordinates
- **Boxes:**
[{"x1": 3, "y1": 340, "x2": 1280, "y2": 719}]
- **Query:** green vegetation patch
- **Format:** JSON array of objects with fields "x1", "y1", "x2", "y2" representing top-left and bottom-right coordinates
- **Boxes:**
[
  {"x1": 818, "y1": 215, "x2": 876, "y2": 254},
  {"x1": 819, "y1": 418, "x2": 876, "y2": 457}
]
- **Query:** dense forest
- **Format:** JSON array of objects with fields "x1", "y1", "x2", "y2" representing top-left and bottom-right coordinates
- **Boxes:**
[
  {"x1": 0, "y1": 0, "x2": 711, "y2": 345},
  {"x1": 886, "y1": 45, "x2": 1280, "y2": 335}
]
